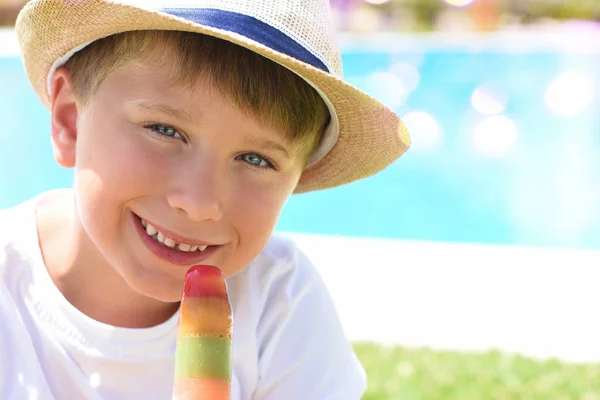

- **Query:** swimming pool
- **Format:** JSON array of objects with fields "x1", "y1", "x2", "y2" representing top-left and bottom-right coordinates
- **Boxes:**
[{"x1": 2, "y1": 30, "x2": 600, "y2": 250}]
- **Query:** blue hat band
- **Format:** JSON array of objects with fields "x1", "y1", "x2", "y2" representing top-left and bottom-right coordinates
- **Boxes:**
[{"x1": 160, "y1": 8, "x2": 330, "y2": 74}]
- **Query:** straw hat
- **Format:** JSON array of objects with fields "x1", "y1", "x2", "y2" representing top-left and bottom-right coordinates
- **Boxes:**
[{"x1": 15, "y1": 0, "x2": 410, "y2": 193}]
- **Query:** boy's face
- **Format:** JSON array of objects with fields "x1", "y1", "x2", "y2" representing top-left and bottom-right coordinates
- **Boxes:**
[{"x1": 50, "y1": 50, "x2": 305, "y2": 302}]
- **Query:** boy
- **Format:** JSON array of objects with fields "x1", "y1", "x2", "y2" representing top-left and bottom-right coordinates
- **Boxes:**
[{"x1": 1, "y1": 0, "x2": 410, "y2": 399}]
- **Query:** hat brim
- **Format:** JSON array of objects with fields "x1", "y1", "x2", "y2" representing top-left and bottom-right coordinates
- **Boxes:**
[{"x1": 16, "y1": 0, "x2": 410, "y2": 193}]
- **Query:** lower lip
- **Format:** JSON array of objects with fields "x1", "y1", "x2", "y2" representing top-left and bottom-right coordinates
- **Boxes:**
[{"x1": 131, "y1": 212, "x2": 218, "y2": 267}]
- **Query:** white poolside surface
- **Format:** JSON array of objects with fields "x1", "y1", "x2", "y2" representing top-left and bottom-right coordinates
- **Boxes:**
[
  {"x1": 282, "y1": 232, "x2": 600, "y2": 364},
  {"x1": 0, "y1": 28, "x2": 18, "y2": 57}
]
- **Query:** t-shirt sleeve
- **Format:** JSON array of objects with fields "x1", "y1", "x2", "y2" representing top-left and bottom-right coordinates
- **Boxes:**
[{"x1": 252, "y1": 240, "x2": 367, "y2": 400}]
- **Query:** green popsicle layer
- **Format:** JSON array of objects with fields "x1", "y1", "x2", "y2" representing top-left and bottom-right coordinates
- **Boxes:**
[{"x1": 174, "y1": 335, "x2": 232, "y2": 380}]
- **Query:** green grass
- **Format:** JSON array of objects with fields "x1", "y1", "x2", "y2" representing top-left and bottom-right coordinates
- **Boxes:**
[{"x1": 354, "y1": 342, "x2": 600, "y2": 400}]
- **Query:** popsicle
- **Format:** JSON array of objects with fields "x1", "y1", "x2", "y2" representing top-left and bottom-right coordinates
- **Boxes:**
[{"x1": 173, "y1": 265, "x2": 233, "y2": 400}]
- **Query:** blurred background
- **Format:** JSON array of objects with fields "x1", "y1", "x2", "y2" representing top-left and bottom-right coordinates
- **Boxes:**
[{"x1": 2, "y1": 0, "x2": 600, "y2": 398}]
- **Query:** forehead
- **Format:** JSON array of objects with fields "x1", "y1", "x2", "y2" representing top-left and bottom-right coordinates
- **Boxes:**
[{"x1": 95, "y1": 59, "x2": 294, "y2": 147}]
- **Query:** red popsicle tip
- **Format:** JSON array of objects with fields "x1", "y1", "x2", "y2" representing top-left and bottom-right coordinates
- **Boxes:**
[
  {"x1": 186, "y1": 265, "x2": 223, "y2": 279},
  {"x1": 182, "y1": 265, "x2": 228, "y2": 300}
]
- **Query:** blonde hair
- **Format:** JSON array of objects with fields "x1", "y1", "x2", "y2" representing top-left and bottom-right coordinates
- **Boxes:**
[{"x1": 64, "y1": 30, "x2": 330, "y2": 162}]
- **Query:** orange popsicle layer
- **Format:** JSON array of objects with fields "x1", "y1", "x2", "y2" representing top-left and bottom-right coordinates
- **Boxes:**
[
  {"x1": 179, "y1": 297, "x2": 233, "y2": 337},
  {"x1": 173, "y1": 377, "x2": 230, "y2": 400}
]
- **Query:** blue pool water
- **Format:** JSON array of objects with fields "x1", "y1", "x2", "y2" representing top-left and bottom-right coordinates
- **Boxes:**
[{"x1": 2, "y1": 36, "x2": 600, "y2": 250}]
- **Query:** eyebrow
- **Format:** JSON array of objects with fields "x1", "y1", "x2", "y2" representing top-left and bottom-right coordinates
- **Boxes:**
[
  {"x1": 129, "y1": 101, "x2": 195, "y2": 124},
  {"x1": 243, "y1": 137, "x2": 291, "y2": 159}
]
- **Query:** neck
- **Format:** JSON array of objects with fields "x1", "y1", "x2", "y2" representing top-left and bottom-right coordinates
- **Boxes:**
[{"x1": 36, "y1": 192, "x2": 179, "y2": 328}]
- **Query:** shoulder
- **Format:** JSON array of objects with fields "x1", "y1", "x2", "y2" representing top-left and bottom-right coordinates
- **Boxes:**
[
  {"x1": 230, "y1": 233, "x2": 326, "y2": 303},
  {"x1": 227, "y1": 233, "x2": 319, "y2": 325},
  {"x1": 252, "y1": 232, "x2": 303, "y2": 267},
  {"x1": 0, "y1": 201, "x2": 23, "y2": 241},
  {"x1": 231, "y1": 234, "x2": 367, "y2": 399},
  {"x1": 0, "y1": 193, "x2": 46, "y2": 277},
  {"x1": 0, "y1": 201, "x2": 29, "y2": 273}
]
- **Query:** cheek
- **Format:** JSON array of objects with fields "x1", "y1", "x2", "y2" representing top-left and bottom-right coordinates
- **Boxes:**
[
  {"x1": 75, "y1": 121, "x2": 169, "y2": 199},
  {"x1": 72, "y1": 120, "x2": 170, "y2": 243},
  {"x1": 228, "y1": 174, "x2": 296, "y2": 243}
]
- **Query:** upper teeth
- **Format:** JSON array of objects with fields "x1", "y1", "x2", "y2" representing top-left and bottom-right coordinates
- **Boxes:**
[{"x1": 141, "y1": 219, "x2": 208, "y2": 252}]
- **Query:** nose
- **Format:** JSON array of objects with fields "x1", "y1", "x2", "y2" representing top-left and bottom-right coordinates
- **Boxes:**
[{"x1": 166, "y1": 160, "x2": 224, "y2": 222}]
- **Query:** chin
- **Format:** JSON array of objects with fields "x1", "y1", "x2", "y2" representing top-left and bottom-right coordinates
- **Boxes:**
[
  {"x1": 123, "y1": 269, "x2": 184, "y2": 303},
  {"x1": 142, "y1": 287, "x2": 183, "y2": 303}
]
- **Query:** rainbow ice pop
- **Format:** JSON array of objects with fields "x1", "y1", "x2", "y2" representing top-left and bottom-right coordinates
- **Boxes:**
[{"x1": 173, "y1": 265, "x2": 233, "y2": 400}]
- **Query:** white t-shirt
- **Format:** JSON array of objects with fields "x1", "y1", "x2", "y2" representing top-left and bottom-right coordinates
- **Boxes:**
[{"x1": 0, "y1": 190, "x2": 366, "y2": 400}]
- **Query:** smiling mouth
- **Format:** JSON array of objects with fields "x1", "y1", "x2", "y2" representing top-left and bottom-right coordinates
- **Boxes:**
[{"x1": 135, "y1": 215, "x2": 212, "y2": 253}]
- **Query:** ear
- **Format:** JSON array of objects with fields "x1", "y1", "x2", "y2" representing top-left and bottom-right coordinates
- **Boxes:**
[{"x1": 49, "y1": 67, "x2": 79, "y2": 168}]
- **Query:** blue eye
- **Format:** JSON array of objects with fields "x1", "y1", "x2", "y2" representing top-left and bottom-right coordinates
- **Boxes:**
[
  {"x1": 238, "y1": 153, "x2": 275, "y2": 169},
  {"x1": 146, "y1": 124, "x2": 183, "y2": 140}
]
